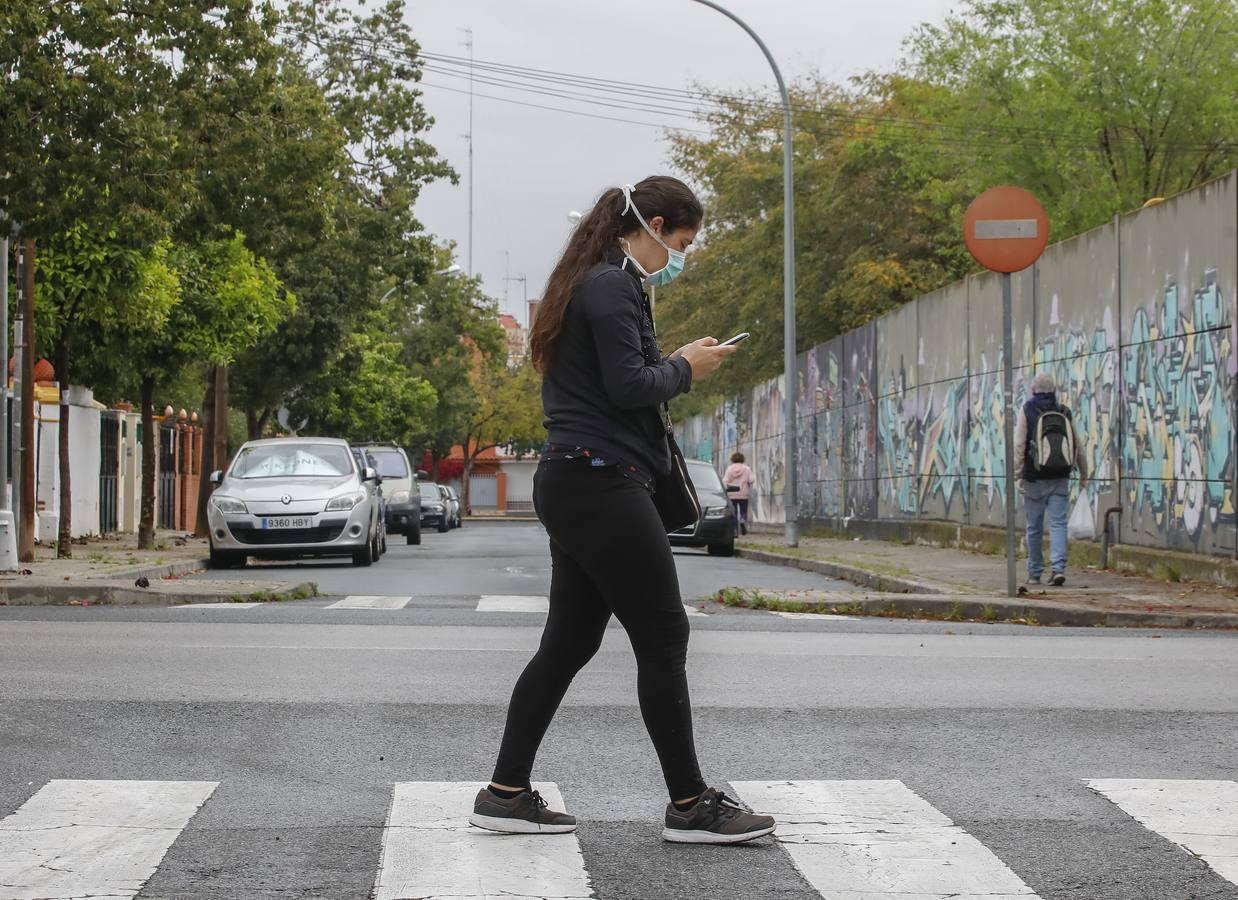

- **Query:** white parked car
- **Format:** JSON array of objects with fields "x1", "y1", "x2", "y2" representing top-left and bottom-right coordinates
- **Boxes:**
[{"x1": 207, "y1": 437, "x2": 384, "y2": 568}]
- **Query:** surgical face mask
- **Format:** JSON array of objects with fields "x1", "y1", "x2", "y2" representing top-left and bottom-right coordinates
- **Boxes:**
[{"x1": 620, "y1": 184, "x2": 686, "y2": 286}]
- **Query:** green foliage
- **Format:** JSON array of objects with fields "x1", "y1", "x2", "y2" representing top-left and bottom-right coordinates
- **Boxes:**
[
  {"x1": 663, "y1": 0, "x2": 1238, "y2": 408},
  {"x1": 464, "y1": 363, "x2": 547, "y2": 464},
  {"x1": 904, "y1": 0, "x2": 1238, "y2": 234},
  {"x1": 172, "y1": 234, "x2": 293, "y2": 366},
  {"x1": 289, "y1": 308, "x2": 438, "y2": 446},
  {"x1": 230, "y1": 0, "x2": 455, "y2": 422}
]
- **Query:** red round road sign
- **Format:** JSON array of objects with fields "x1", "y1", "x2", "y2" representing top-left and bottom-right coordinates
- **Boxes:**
[{"x1": 963, "y1": 186, "x2": 1049, "y2": 273}]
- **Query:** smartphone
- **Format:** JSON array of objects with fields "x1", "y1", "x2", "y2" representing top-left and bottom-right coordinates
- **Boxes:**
[{"x1": 720, "y1": 332, "x2": 751, "y2": 346}]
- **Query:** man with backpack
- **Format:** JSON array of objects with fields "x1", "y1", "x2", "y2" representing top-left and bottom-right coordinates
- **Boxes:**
[{"x1": 1014, "y1": 372, "x2": 1088, "y2": 586}]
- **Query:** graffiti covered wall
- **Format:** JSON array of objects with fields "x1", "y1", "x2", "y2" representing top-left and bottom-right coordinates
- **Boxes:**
[{"x1": 678, "y1": 171, "x2": 1238, "y2": 556}]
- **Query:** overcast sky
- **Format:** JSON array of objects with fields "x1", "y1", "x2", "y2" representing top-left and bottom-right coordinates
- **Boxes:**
[{"x1": 404, "y1": 0, "x2": 959, "y2": 323}]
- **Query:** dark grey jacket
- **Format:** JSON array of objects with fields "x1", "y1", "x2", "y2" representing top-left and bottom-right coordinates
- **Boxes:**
[{"x1": 542, "y1": 254, "x2": 693, "y2": 478}]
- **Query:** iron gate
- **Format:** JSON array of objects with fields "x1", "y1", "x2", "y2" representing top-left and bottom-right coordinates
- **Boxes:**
[
  {"x1": 158, "y1": 425, "x2": 176, "y2": 529},
  {"x1": 99, "y1": 415, "x2": 120, "y2": 533}
]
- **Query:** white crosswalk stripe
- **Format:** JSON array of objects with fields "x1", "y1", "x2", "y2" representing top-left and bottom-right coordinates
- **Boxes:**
[
  {"x1": 0, "y1": 779, "x2": 217, "y2": 900},
  {"x1": 4, "y1": 776, "x2": 1234, "y2": 898},
  {"x1": 476, "y1": 595, "x2": 549, "y2": 612},
  {"x1": 1086, "y1": 778, "x2": 1238, "y2": 885},
  {"x1": 172, "y1": 602, "x2": 261, "y2": 609},
  {"x1": 324, "y1": 595, "x2": 413, "y2": 610},
  {"x1": 375, "y1": 781, "x2": 593, "y2": 900},
  {"x1": 730, "y1": 780, "x2": 1043, "y2": 900}
]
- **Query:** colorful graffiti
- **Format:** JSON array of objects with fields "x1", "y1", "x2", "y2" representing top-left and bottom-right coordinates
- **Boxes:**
[
  {"x1": 1122, "y1": 271, "x2": 1235, "y2": 548},
  {"x1": 876, "y1": 364, "x2": 917, "y2": 516},
  {"x1": 674, "y1": 175, "x2": 1236, "y2": 554}
]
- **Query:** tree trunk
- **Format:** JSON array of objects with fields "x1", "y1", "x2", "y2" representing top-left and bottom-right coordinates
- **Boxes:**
[
  {"x1": 194, "y1": 371, "x2": 216, "y2": 538},
  {"x1": 213, "y1": 365, "x2": 229, "y2": 474},
  {"x1": 246, "y1": 408, "x2": 258, "y2": 442},
  {"x1": 56, "y1": 340, "x2": 72, "y2": 558},
  {"x1": 138, "y1": 377, "x2": 157, "y2": 550},
  {"x1": 462, "y1": 440, "x2": 473, "y2": 515},
  {"x1": 257, "y1": 407, "x2": 272, "y2": 438}
]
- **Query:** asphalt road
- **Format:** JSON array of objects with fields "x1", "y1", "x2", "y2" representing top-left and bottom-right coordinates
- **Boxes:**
[{"x1": 1, "y1": 521, "x2": 1235, "y2": 900}]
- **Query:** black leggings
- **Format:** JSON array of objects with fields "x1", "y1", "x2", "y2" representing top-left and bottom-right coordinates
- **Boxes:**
[{"x1": 490, "y1": 460, "x2": 708, "y2": 801}]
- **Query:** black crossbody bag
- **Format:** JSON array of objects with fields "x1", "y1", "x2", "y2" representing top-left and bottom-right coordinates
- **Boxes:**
[{"x1": 653, "y1": 407, "x2": 700, "y2": 533}]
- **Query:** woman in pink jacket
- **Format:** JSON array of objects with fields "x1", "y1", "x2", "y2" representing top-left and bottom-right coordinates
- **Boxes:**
[{"x1": 722, "y1": 452, "x2": 755, "y2": 535}]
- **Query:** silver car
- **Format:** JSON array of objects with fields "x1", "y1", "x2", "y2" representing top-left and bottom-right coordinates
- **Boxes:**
[{"x1": 207, "y1": 437, "x2": 383, "y2": 568}]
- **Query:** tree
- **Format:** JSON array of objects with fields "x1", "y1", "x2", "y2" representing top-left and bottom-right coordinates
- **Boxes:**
[
  {"x1": 458, "y1": 364, "x2": 545, "y2": 512},
  {"x1": 661, "y1": 83, "x2": 971, "y2": 411},
  {"x1": 93, "y1": 234, "x2": 292, "y2": 548},
  {"x1": 903, "y1": 0, "x2": 1238, "y2": 237},
  {"x1": 35, "y1": 226, "x2": 160, "y2": 556},
  {"x1": 288, "y1": 309, "x2": 438, "y2": 445},
  {"x1": 230, "y1": 0, "x2": 454, "y2": 434},
  {"x1": 395, "y1": 262, "x2": 505, "y2": 476}
]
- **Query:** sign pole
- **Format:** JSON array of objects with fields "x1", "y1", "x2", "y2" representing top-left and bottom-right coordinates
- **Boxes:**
[
  {"x1": 1001, "y1": 272, "x2": 1017, "y2": 598},
  {"x1": 962, "y1": 186, "x2": 1049, "y2": 600}
]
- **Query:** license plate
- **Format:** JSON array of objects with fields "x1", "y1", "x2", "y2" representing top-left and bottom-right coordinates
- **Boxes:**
[{"x1": 261, "y1": 516, "x2": 313, "y2": 530}]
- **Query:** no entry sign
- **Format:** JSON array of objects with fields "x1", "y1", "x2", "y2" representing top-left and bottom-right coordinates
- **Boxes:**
[{"x1": 963, "y1": 186, "x2": 1049, "y2": 273}]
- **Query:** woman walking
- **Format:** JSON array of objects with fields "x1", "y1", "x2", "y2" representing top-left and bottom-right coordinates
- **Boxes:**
[
  {"x1": 722, "y1": 452, "x2": 756, "y2": 535},
  {"x1": 469, "y1": 176, "x2": 776, "y2": 844}
]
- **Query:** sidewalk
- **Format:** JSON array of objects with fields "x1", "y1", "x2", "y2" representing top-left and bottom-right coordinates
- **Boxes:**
[
  {"x1": 733, "y1": 533, "x2": 1238, "y2": 628},
  {"x1": 0, "y1": 532, "x2": 317, "y2": 606}
]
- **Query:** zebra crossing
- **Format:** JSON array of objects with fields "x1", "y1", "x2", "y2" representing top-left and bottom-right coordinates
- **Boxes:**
[
  {"x1": 174, "y1": 595, "x2": 713, "y2": 618},
  {"x1": 2, "y1": 777, "x2": 1234, "y2": 899}
]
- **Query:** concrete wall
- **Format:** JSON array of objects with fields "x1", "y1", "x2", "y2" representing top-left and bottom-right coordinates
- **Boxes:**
[
  {"x1": 33, "y1": 386, "x2": 103, "y2": 541},
  {"x1": 678, "y1": 171, "x2": 1238, "y2": 556}
]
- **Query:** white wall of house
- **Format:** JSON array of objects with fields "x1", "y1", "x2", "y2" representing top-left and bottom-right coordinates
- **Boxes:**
[
  {"x1": 32, "y1": 386, "x2": 104, "y2": 541},
  {"x1": 500, "y1": 459, "x2": 537, "y2": 512}
]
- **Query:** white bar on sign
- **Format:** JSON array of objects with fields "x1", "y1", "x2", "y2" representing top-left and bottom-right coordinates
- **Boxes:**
[
  {"x1": 476, "y1": 595, "x2": 549, "y2": 613},
  {"x1": 974, "y1": 218, "x2": 1038, "y2": 239},
  {"x1": 1086, "y1": 779, "x2": 1238, "y2": 885},
  {"x1": 0, "y1": 779, "x2": 217, "y2": 900},
  {"x1": 730, "y1": 780, "x2": 1042, "y2": 900},
  {"x1": 374, "y1": 781, "x2": 593, "y2": 900},
  {"x1": 325, "y1": 596, "x2": 412, "y2": 609},
  {"x1": 172, "y1": 602, "x2": 261, "y2": 609}
]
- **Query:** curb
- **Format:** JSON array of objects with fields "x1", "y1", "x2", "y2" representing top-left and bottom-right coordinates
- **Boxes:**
[
  {"x1": 735, "y1": 547, "x2": 946, "y2": 595},
  {"x1": 734, "y1": 547, "x2": 1238, "y2": 629},
  {"x1": 0, "y1": 580, "x2": 319, "y2": 607},
  {"x1": 742, "y1": 594, "x2": 1238, "y2": 629},
  {"x1": 111, "y1": 557, "x2": 212, "y2": 581}
]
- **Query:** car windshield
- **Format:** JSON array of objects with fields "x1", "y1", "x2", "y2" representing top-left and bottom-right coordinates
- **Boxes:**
[
  {"x1": 369, "y1": 450, "x2": 408, "y2": 479},
  {"x1": 419, "y1": 483, "x2": 441, "y2": 501},
  {"x1": 231, "y1": 443, "x2": 355, "y2": 479},
  {"x1": 687, "y1": 461, "x2": 725, "y2": 492}
]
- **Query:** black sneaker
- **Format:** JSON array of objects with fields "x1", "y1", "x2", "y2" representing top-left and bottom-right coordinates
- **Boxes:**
[
  {"x1": 1050, "y1": 571, "x2": 1066, "y2": 586},
  {"x1": 662, "y1": 787, "x2": 775, "y2": 844},
  {"x1": 469, "y1": 788, "x2": 577, "y2": 834}
]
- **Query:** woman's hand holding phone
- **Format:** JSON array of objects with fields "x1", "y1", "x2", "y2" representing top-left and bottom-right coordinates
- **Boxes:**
[{"x1": 675, "y1": 336, "x2": 738, "y2": 381}]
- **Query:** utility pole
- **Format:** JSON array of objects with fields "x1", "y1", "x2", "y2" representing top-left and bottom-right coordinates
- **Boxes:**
[
  {"x1": 0, "y1": 235, "x2": 8, "y2": 513},
  {"x1": 689, "y1": 0, "x2": 798, "y2": 546},
  {"x1": 503, "y1": 273, "x2": 527, "y2": 316},
  {"x1": 17, "y1": 240, "x2": 35, "y2": 562},
  {"x1": 460, "y1": 27, "x2": 474, "y2": 276}
]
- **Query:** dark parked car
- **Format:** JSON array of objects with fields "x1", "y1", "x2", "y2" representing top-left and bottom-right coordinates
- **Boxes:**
[
  {"x1": 418, "y1": 482, "x2": 450, "y2": 533},
  {"x1": 667, "y1": 459, "x2": 738, "y2": 557}
]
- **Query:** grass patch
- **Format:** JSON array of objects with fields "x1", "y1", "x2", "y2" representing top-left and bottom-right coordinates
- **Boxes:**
[
  {"x1": 220, "y1": 585, "x2": 316, "y2": 604},
  {"x1": 1152, "y1": 563, "x2": 1183, "y2": 583},
  {"x1": 711, "y1": 585, "x2": 1051, "y2": 627}
]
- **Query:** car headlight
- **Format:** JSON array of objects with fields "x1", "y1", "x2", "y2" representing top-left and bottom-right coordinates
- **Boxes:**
[
  {"x1": 703, "y1": 506, "x2": 731, "y2": 519},
  {"x1": 424, "y1": 503, "x2": 443, "y2": 512},
  {"x1": 390, "y1": 490, "x2": 410, "y2": 504},
  {"x1": 326, "y1": 491, "x2": 366, "y2": 511},
  {"x1": 212, "y1": 495, "x2": 247, "y2": 514}
]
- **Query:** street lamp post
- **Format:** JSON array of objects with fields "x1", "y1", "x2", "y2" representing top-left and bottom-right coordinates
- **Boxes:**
[{"x1": 688, "y1": 0, "x2": 798, "y2": 547}]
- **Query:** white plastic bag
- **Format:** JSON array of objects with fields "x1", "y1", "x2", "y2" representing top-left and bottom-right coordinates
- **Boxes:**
[{"x1": 1068, "y1": 495, "x2": 1095, "y2": 540}]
